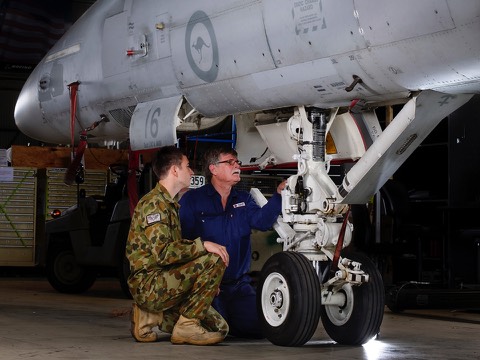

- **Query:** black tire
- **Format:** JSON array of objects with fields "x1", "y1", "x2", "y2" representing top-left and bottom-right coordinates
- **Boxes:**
[
  {"x1": 118, "y1": 248, "x2": 132, "y2": 299},
  {"x1": 117, "y1": 221, "x2": 132, "y2": 299},
  {"x1": 320, "y1": 251, "x2": 384, "y2": 345},
  {"x1": 46, "y1": 244, "x2": 97, "y2": 294},
  {"x1": 257, "y1": 252, "x2": 321, "y2": 346}
]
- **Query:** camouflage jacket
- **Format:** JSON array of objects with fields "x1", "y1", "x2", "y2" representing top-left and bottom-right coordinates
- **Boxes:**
[{"x1": 126, "y1": 182, "x2": 206, "y2": 293}]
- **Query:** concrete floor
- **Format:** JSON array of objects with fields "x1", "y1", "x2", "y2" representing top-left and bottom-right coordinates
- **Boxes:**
[{"x1": 0, "y1": 277, "x2": 479, "y2": 360}]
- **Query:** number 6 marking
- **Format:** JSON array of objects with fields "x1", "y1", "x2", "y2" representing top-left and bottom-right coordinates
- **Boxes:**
[{"x1": 145, "y1": 107, "x2": 161, "y2": 139}]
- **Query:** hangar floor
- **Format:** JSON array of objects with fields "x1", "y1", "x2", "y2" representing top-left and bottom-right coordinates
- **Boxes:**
[{"x1": 0, "y1": 277, "x2": 479, "y2": 360}]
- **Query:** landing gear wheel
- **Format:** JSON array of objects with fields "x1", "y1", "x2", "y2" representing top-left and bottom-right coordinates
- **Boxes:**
[
  {"x1": 257, "y1": 252, "x2": 321, "y2": 346},
  {"x1": 46, "y1": 244, "x2": 97, "y2": 294},
  {"x1": 321, "y1": 251, "x2": 384, "y2": 345}
]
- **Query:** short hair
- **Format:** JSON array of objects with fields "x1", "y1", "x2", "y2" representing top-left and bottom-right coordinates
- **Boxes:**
[
  {"x1": 203, "y1": 147, "x2": 238, "y2": 182},
  {"x1": 152, "y1": 146, "x2": 184, "y2": 180}
]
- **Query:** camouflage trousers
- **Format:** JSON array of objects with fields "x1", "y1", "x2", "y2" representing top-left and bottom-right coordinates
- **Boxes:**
[{"x1": 135, "y1": 252, "x2": 228, "y2": 335}]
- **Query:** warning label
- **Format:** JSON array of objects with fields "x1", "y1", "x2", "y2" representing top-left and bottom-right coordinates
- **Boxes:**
[{"x1": 293, "y1": 0, "x2": 325, "y2": 35}]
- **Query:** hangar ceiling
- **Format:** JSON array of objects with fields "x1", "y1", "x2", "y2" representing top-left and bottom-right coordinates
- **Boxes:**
[{"x1": 0, "y1": 0, "x2": 96, "y2": 81}]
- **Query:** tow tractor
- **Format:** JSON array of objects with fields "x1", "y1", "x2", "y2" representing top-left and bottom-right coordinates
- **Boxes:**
[{"x1": 44, "y1": 163, "x2": 132, "y2": 297}]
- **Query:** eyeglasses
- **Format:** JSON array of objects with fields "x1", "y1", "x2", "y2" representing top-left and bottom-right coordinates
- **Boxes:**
[{"x1": 215, "y1": 159, "x2": 242, "y2": 166}]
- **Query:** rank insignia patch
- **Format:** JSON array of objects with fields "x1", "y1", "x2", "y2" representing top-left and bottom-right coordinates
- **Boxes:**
[{"x1": 146, "y1": 213, "x2": 161, "y2": 225}]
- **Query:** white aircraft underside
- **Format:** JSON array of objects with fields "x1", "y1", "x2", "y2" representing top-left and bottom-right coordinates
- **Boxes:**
[
  {"x1": 15, "y1": 0, "x2": 480, "y2": 147},
  {"x1": 13, "y1": 0, "x2": 480, "y2": 347}
]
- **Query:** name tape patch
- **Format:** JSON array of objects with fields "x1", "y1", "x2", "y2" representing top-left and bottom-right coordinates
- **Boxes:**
[{"x1": 233, "y1": 202, "x2": 245, "y2": 208}]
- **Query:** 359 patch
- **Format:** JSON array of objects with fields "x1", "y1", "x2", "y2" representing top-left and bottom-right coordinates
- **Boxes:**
[{"x1": 146, "y1": 213, "x2": 161, "y2": 225}]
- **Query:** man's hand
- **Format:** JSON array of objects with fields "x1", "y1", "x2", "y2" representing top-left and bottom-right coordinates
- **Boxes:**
[
  {"x1": 277, "y1": 180, "x2": 287, "y2": 194},
  {"x1": 204, "y1": 241, "x2": 229, "y2": 266}
]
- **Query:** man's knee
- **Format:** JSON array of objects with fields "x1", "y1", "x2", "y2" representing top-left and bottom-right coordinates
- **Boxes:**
[{"x1": 186, "y1": 253, "x2": 225, "y2": 284}]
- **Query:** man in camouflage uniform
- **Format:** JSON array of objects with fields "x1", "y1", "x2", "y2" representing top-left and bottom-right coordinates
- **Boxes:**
[{"x1": 126, "y1": 146, "x2": 230, "y2": 345}]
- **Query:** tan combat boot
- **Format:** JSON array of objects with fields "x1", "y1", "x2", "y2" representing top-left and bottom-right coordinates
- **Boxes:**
[
  {"x1": 171, "y1": 315, "x2": 224, "y2": 345},
  {"x1": 130, "y1": 303, "x2": 163, "y2": 342}
]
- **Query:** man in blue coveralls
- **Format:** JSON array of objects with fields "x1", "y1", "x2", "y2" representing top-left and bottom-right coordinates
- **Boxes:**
[{"x1": 179, "y1": 147, "x2": 285, "y2": 339}]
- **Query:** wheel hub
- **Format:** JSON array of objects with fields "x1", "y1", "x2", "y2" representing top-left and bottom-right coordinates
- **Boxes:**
[
  {"x1": 261, "y1": 272, "x2": 291, "y2": 326},
  {"x1": 324, "y1": 283, "x2": 354, "y2": 326},
  {"x1": 269, "y1": 289, "x2": 284, "y2": 309}
]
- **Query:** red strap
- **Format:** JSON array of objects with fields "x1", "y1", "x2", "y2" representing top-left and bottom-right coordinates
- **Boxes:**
[
  {"x1": 331, "y1": 206, "x2": 351, "y2": 273},
  {"x1": 67, "y1": 81, "x2": 80, "y2": 148},
  {"x1": 64, "y1": 131, "x2": 87, "y2": 185},
  {"x1": 64, "y1": 81, "x2": 83, "y2": 185}
]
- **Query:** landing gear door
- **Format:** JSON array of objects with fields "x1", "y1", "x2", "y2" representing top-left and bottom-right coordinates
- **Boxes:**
[{"x1": 129, "y1": 96, "x2": 182, "y2": 151}]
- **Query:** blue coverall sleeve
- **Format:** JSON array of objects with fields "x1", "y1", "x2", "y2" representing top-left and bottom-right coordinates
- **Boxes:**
[
  {"x1": 178, "y1": 191, "x2": 198, "y2": 240},
  {"x1": 246, "y1": 192, "x2": 282, "y2": 231}
]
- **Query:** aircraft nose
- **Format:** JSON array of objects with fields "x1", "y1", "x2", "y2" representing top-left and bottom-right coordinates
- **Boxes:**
[{"x1": 14, "y1": 74, "x2": 63, "y2": 144}]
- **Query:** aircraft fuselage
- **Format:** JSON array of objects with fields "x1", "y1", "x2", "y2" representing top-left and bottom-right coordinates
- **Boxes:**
[{"x1": 14, "y1": 0, "x2": 480, "y2": 148}]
